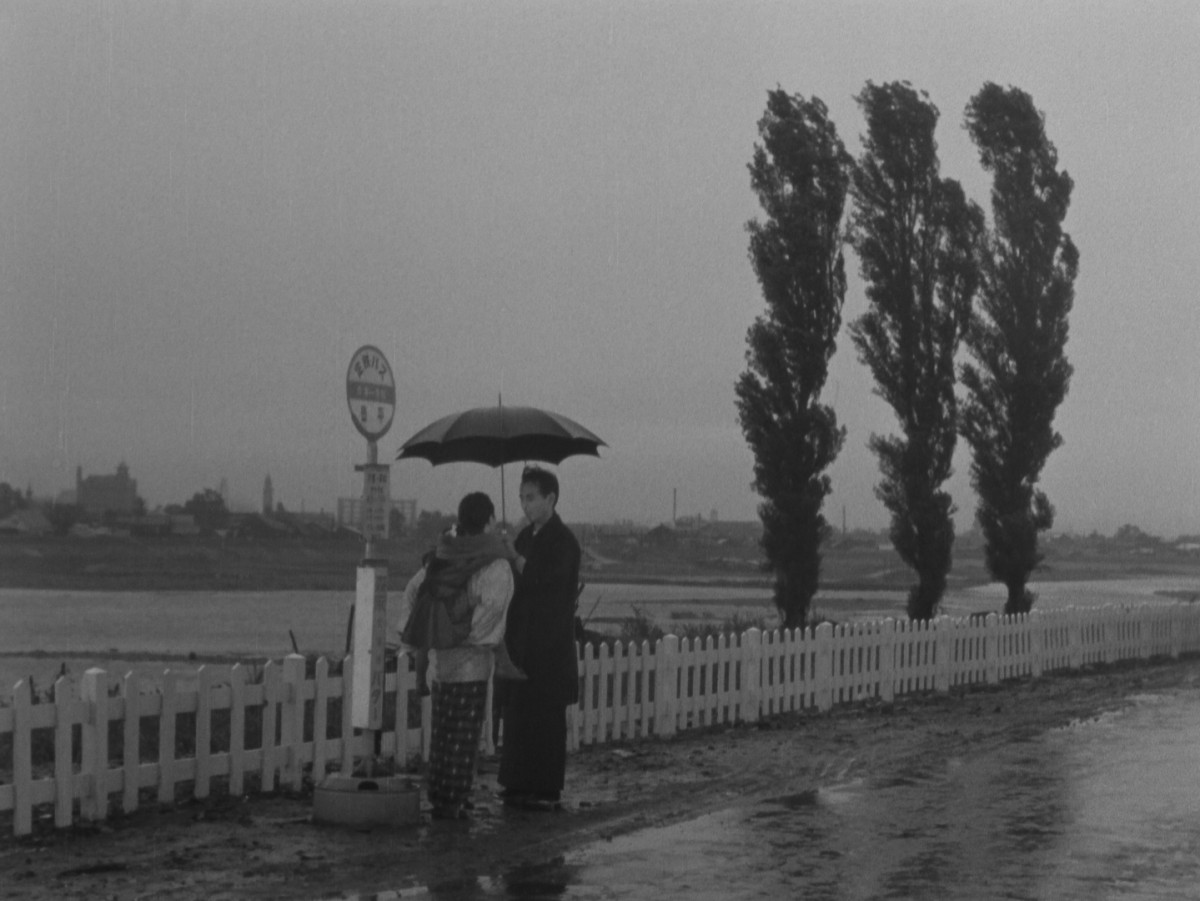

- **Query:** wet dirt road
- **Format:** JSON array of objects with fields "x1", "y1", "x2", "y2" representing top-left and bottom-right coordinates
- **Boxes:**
[{"x1": 5, "y1": 657, "x2": 1199, "y2": 900}]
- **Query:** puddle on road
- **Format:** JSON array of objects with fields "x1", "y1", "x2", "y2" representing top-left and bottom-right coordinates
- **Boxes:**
[{"x1": 334, "y1": 688, "x2": 1200, "y2": 901}]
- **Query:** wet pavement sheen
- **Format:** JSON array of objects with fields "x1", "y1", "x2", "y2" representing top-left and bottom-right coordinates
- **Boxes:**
[{"x1": 340, "y1": 686, "x2": 1200, "y2": 901}]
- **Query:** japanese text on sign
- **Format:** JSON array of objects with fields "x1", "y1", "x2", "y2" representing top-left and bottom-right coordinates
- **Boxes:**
[
  {"x1": 345, "y1": 345, "x2": 396, "y2": 441},
  {"x1": 360, "y1": 464, "x2": 390, "y2": 541}
]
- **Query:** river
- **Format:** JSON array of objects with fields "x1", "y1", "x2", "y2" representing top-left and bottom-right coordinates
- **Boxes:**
[{"x1": 3, "y1": 577, "x2": 1194, "y2": 691}]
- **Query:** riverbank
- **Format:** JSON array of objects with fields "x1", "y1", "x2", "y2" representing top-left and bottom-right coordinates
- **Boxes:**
[
  {"x1": 7, "y1": 529, "x2": 1200, "y2": 596},
  {"x1": 4, "y1": 654, "x2": 1198, "y2": 900},
  {"x1": 0, "y1": 535, "x2": 388, "y2": 592}
]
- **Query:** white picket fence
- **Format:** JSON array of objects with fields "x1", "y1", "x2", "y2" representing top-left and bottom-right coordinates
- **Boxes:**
[{"x1": 3, "y1": 602, "x2": 1199, "y2": 837}]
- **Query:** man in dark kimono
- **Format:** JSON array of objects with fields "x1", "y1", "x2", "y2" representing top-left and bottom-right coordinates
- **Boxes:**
[{"x1": 498, "y1": 465, "x2": 581, "y2": 810}]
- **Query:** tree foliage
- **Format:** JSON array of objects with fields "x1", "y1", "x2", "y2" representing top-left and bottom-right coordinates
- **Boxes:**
[
  {"x1": 183, "y1": 488, "x2": 230, "y2": 533},
  {"x1": 46, "y1": 503, "x2": 81, "y2": 536},
  {"x1": 0, "y1": 482, "x2": 30, "y2": 520},
  {"x1": 414, "y1": 509, "x2": 455, "y2": 548},
  {"x1": 388, "y1": 506, "x2": 406, "y2": 538},
  {"x1": 736, "y1": 89, "x2": 852, "y2": 629},
  {"x1": 848, "y1": 81, "x2": 984, "y2": 619},
  {"x1": 961, "y1": 83, "x2": 1078, "y2": 614}
]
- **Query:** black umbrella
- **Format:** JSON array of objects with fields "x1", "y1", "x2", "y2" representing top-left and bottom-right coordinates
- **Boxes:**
[{"x1": 396, "y1": 402, "x2": 605, "y2": 521}]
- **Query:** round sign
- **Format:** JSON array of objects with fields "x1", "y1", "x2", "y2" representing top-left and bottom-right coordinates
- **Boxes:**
[{"x1": 346, "y1": 345, "x2": 396, "y2": 440}]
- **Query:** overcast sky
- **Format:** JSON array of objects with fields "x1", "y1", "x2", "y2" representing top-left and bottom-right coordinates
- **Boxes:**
[{"x1": 3, "y1": 1, "x2": 1199, "y2": 536}]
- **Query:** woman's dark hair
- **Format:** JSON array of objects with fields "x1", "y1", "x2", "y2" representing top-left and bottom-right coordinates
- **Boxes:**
[
  {"x1": 520, "y1": 465, "x2": 559, "y2": 503},
  {"x1": 456, "y1": 492, "x2": 495, "y2": 535}
]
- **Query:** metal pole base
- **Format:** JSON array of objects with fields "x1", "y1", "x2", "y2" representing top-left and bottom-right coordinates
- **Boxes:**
[{"x1": 312, "y1": 774, "x2": 421, "y2": 828}]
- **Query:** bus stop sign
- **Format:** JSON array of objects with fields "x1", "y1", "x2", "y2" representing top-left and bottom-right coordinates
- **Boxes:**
[{"x1": 346, "y1": 345, "x2": 395, "y2": 441}]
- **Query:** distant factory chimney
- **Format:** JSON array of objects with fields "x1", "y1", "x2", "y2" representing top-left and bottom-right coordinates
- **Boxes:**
[{"x1": 263, "y1": 475, "x2": 274, "y2": 516}]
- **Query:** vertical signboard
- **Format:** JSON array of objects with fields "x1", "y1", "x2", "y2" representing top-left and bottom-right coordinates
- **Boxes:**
[
  {"x1": 351, "y1": 565, "x2": 388, "y2": 731},
  {"x1": 359, "y1": 464, "x2": 391, "y2": 542}
]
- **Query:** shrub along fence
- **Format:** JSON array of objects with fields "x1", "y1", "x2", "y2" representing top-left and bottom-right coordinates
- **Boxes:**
[{"x1": 3, "y1": 602, "x2": 1200, "y2": 837}]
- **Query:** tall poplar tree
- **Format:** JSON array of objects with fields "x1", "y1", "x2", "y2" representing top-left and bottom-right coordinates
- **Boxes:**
[
  {"x1": 961, "y1": 83, "x2": 1078, "y2": 614},
  {"x1": 736, "y1": 89, "x2": 852, "y2": 629},
  {"x1": 848, "y1": 81, "x2": 984, "y2": 620}
]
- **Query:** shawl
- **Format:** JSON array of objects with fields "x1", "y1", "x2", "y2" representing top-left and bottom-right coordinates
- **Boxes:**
[{"x1": 401, "y1": 530, "x2": 512, "y2": 650}]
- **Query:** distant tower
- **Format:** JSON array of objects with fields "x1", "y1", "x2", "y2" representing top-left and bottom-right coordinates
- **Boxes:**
[
  {"x1": 263, "y1": 475, "x2": 274, "y2": 516},
  {"x1": 218, "y1": 478, "x2": 229, "y2": 505}
]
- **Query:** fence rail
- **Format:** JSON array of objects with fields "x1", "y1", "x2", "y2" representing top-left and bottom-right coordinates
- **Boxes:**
[{"x1": 4, "y1": 602, "x2": 1199, "y2": 837}]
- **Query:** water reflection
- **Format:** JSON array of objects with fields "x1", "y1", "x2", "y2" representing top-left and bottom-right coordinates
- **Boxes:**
[
  {"x1": 565, "y1": 688, "x2": 1200, "y2": 900},
  {"x1": 342, "y1": 688, "x2": 1200, "y2": 900}
]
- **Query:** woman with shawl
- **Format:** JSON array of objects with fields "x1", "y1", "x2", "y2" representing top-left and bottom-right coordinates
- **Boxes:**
[{"x1": 397, "y1": 491, "x2": 514, "y2": 820}]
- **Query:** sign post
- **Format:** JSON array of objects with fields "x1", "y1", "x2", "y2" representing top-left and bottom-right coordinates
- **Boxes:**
[
  {"x1": 345, "y1": 347, "x2": 395, "y2": 763},
  {"x1": 313, "y1": 344, "x2": 418, "y2": 827}
]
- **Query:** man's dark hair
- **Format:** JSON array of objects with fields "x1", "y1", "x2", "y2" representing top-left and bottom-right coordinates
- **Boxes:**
[
  {"x1": 456, "y1": 492, "x2": 495, "y2": 535},
  {"x1": 520, "y1": 466, "x2": 559, "y2": 504}
]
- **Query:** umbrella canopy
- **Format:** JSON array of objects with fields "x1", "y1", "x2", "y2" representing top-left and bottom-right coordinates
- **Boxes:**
[{"x1": 396, "y1": 405, "x2": 605, "y2": 468}]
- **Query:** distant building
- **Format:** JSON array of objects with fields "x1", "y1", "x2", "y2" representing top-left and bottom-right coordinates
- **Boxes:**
[
  {"x1": 76, "y1": 463, "x2": 140, "y2": 517},
  {"x1": 230, "y1": 512, "x2": 295, "y2": 542},
  {"x1": 337, "y1": 497, "x2": 416, "y2": 535}
]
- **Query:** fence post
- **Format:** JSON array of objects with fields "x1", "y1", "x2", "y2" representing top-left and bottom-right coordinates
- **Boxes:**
[
  {"x1": 195, "y1": 666, "x2": 214, "y2": 800},
  {"x1": 121, "y1": 672, "x2": 141, "y2": 817},
  {"x1": 12, "y1": 679, "x2": 33, "y2": 837},
  {"x1": 740, "y1": 628, "x2": 762, "y2": 724},
  {"x1": 1100, "y1": 608, "x2": 1113, "y2": 664},
  {"x1": 391, "y1": 652, "x2": 414, "y2": 764},
  {"x1": 598, "y1": 641, "x2": 613, "y2": 744},
  {"x1": 1068, "y1": 609, "x2": 1083, "y2": 670},
  {"x1": 261, "y1": 661, "x2": 279, "y2": 792},
  {"x1": 158, "y1": 672, "x2": 177, "y2": 804},
  {"x1": 577, "y1": 641, "x2": 596, "y2": 747},
  {"x1": 229, "y1": 664, "x2": 247, "y2": 795},
  {"x1": 53, "y1": 675, "x2": 74, "y2": 828},
  {"x1": 80, "y1": 668, "x2": 110, "y2": 823},
  {"x1": 282, "y1": 654, "x2": 306, "y2": 792},
  {"x1": 934, "y1": 618, "x2": 951, "y2": 694},
  {"x1": 879, "y1": 619, "x2": 896, "y2": 702},
  {"x1": 1029, "y1": 611, "x2": 1043, "y2": 678},
  {"x1": 634, "y1": 639, "x2": 652, "y2": 739},
  {"x1": 654, "y1": 634, "x2": 680, "y2": 738},
  {"x1": 313, "y1": 657, "x2": 330, "y2": 782},
  {"x1": 814, "y1": 623, "x2": 833, "y2": 712},
  {"x1": 984, "y1": 614, "x2": 999, "y2": 684},
  {"x1": 632, "y1": 639, "x2": 646, "y2": 734}
]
